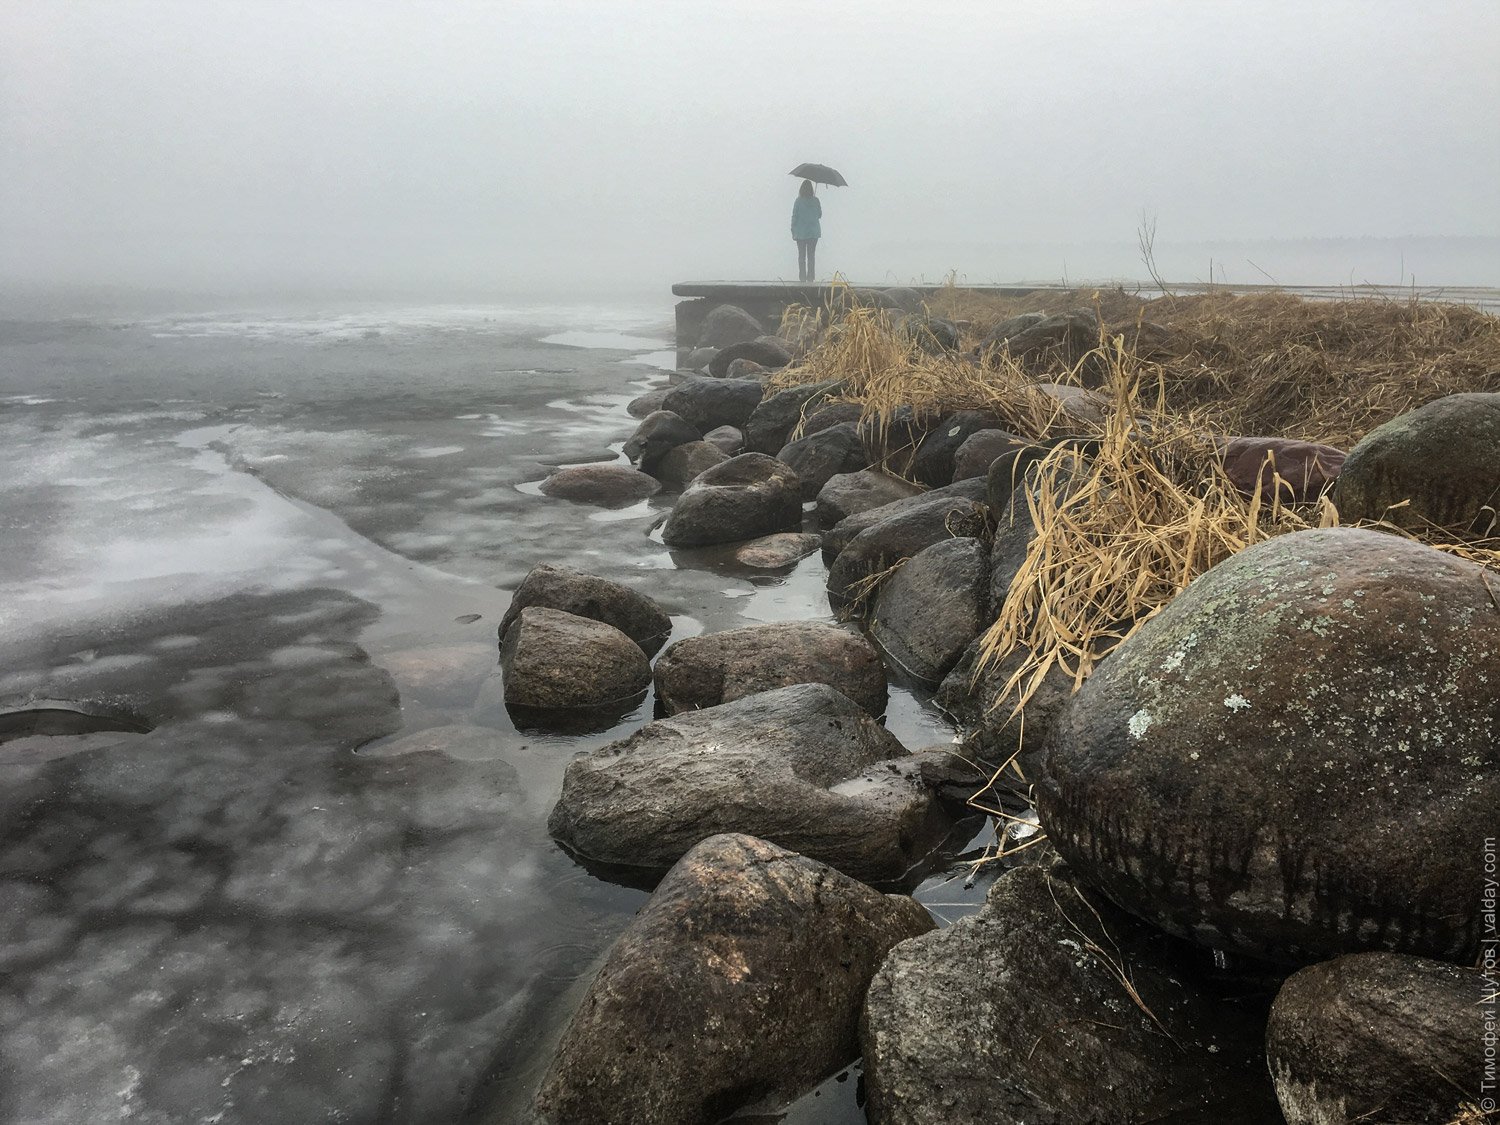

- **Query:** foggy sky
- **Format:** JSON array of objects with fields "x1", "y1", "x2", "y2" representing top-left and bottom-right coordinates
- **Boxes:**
[{"x1": 3, "y1": 0, "x2": 1497, "y2": 299}]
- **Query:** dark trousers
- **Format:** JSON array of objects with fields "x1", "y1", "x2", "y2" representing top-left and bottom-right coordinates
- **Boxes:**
[{"x1": 796, "y1": 239, "x2": 818, "y2": 282}]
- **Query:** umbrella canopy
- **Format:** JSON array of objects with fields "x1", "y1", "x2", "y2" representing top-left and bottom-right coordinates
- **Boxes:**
[{"x1": 789, "y1": 163, "x2": 848, "y2": 187}]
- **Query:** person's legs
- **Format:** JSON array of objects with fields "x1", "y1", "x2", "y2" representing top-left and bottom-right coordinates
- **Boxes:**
[
  {"x1": 796, "y1": 240, "x2": 809, "y2": 281},
  {"x1": 807, "y1": 239, "x2": 817, "y2": 281}
]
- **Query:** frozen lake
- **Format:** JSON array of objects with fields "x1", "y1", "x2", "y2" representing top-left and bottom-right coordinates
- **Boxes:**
[{"x1": 0, "y1": 301, "x2": 974, "y2": 1123}]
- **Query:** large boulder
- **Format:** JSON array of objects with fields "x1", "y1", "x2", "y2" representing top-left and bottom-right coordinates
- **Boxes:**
[
  {"x1": 776, "y1": 422, "x2": 870, "y2": 499},
  {"x1": 1266, "y1": 952, "x2": 1485, "y2": 1125},
  {"x1": 953, "y1": 428, "x2": 1029, "y2": 482},
  {"x1": 882, "y1": 287, "x2": 927, "y2": 314},
  {"x1": 745, "y1": 380, "x2": 844, "y2": 454},
  {"x1": 548, "y1": 683, "x2": 952, "y2": 885},
  {"x1": 697, "y1": 303, "x2": 765, "y2": 348},
  {"x1": 707, "y1": 337, "x2": 793, "y2": 377},
  {"x1": 982, "y1": 309, "x2": 1101, "y2": 376},
  {"x1": 499, "y1": 562, "x2": 673, "y2": 656},
  {"x1": 801, "y1": 401, "x2": 865, "y2": 437},
  {"x1": 654, "y1": 621, "x2": 886, "y2": 715},
  {"x1": 538, "y1": 464, "x2": 660, "y2": 507},
  {"x1": 1038, "y1": 527, "x2": 1500, "y2": 964},
  {"x1": 499, "y1": 607, "x2": 650, "y2": 711},
  {"x1": 661, "y1": 377, "x2": 765, "y2": 432},
  {"x1": 824, "y1": 476, "x2": 987, "y2": 558},
  {"x1": 858, "y1": 405, "x2": 944, "y2": 476},
  {"x1": 1221, "y1": 436, "x2": 1345, "y2": 502},
  {"x1": 660, "y1": 453, "x2": 803, "y2": 548},
  {"x1": 976, "y1": 310, "x2": 1045, "y2": 354},
  {"x1": 651, "y1": 440, "x2": 727, "y2": 491},
  {"x1": 870, "y1": 537, "x2": 990, "y2": 684},
  {"x1": 861, "y1": 864, "x2": 1280, "y2": 1125},
  {"x1": 1335, "y1": 392, "x2": 1500, "y2": 535},
  {"x1": 814, "y1": 469, "x2": 925, "y2": 526},
  {"x1": 910, "y1": 410, "x2": 1008, "y2": 486},
  {"x1": 533, "y1": 834, "x2": 933, "y2": 1125},
  {"x1": 826, "y1": 486, "x2": 989, "y2": 608},
  {"x1": 623, "y1": 410, "x2": 701, "y2": 474}
]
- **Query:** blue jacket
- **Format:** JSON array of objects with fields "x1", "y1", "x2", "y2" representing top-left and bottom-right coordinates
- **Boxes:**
[{"x1": 791, "y1": 195, "x2": 822, "y2": 241}]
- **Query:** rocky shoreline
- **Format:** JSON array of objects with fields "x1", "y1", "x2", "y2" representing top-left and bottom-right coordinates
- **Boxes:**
[{"x1": 511, "y1": 292, "x2": 1498, "y2": 1125}]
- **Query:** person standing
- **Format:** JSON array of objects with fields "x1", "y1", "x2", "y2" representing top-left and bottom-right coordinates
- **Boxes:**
[{"x1": 790, "y1": 179, "x2": 822, "y2": 282}]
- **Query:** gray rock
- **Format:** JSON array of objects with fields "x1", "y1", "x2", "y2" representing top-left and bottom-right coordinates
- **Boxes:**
[
  {"x1": 651, "y1": 440, "x2": 727, "y2": 491},
  {"x1": 1334, "y1": 391, "x2": 1500, "y2": 535},
  {"x1": 733, "y1": 531, "x2": 821, "y2": 568},
  {"x1": 707, "y1": 337, "x2": 793, "y2": 377},
  {"x1": 904, "y1": 316, "x2": 962, "y2": 355},
  {"x1": 814, "y1": 469, "x2": 925, "y2": 526},
  {"x1": 882, "y1": 286, "x2": 927, "y2": 314},
  {"x1": 654, "y1": 621, "x2": 886, "y2": 715},
  {"x1": 684, "y1": 346, "x2": 719, "y2": 371},
  {"x1": 977, "y1": 310, "x2": 1046, "y2": 352},
  {"x1": 1038, "y1": 527, "x2": 1500, "y2": 964},
  {"x1": 1266, "y1": 952, "x2": 1485, "y2": 1125},
  {"x1": 499, "y1": 607, "x2": 650, "y2": 711},
  {"x1": 857, "y1": 405, "x2": 944, "y2": 477},
  {"x1": 701, "y1": 425, "x2": 744, "y2": 457},
  {"x1": 623, "y1": 410, "x2": 701, "y2": 474},
  {"x1": 935, "y1": 638, "x2": 1075, "y2": 786},
  {"x1": 534, "y1": 833, "x2": 933, "y2": 1125},
  {"x1": 861, "y1": 864, "x2": 1280, "y2": 1125},
  {"x1": 826, "y1": 485, "x2": 989, "y2": 608},
  {"x1": 547, "y1": 683, "x2": 953, "y2": 885},
  {"x1": 953, "y1": 427, "x2": 1028, "y2": 481},
  {"x1": 725, "y1": 357, "x2": 766, "y2": 379},
  {"x1": 1034, "y1": 381, "x2": 1107, "y2": 425},
  {"x1": 777, "y1": 422, "x2": 871, "y2": 499},
  {"x1": 824, "y1": 476, "x2": 987, "y2": 558},
  {"x1": 870, "y1": 537, "x2": 990, "y2": 684},
  {"x1": 911, "y1": 410, "x2": 1008, "y2": 486},
  {"x1": 983, "y1": 310, "x2": 1101, "y2": 376},
  {"x1": 538, "y1": 464, "x2": 660, "y2": 507},
  {"x1": 661, "y1": 377, "x2": 765, "y2": 432},
  {"x1": 745, "y1": 380, "x2": 845, "y2": 454},
  {"x1": 626, "y1": 386, "x2": 671, "y2": 418},
  {"x1": 697, "y1": 303, "x2": 765, "y2": 348},
  {"x1": 660, "y1": 453, "x2": 802, "y2": 548},
  {"x1": 499, "y1": 563, "x2": 673, "y2": 657},
  {"x1": 799, "y1": 400, "x2": 865, "y2": 437}
]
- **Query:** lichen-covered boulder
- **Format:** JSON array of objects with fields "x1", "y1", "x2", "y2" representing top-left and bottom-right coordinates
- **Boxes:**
[
  {"x1": 548, "y1": 683, "x2": 951, "y2": 885},
  {"x1": 1038, "y1": 527, "x2": 1500, "y2": 964},
  {"x1": 534, "y1": 834, "x2": 933, "y2": 1125},
  {"x1": 499, "y1": 562, "x2": 673, "y2": 656},
  {"x1": 660, "y1": 453, "x2": 802, "y2": 548},
  {"x1": 654, "y1": 621, "x2": 886, "y2": 715},
  {"x1": 1266, "y1": 952, "x2": 1486, "y2": 1125},
  {"x1": 861, "y1": 865, "x2": 1280, "y2": 1125},
  {"x1": 1335, "y1": 391, "x2": 1500, "y2": 534}
]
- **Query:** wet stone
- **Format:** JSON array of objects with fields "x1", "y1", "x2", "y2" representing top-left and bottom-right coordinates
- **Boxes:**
[{"x1": 733, "y1": 531, "x2": 821, "y2": 568}]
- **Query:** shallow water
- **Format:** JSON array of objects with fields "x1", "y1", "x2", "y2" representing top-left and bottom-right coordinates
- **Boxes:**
[{"x1": 0, "y1": 301, "x2": 995, "y2": 1123}]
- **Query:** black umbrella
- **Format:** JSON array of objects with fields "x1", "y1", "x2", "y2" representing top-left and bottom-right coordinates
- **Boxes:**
[{"x1": 789, "y1": 162, "x2": 848, "y2": 187}]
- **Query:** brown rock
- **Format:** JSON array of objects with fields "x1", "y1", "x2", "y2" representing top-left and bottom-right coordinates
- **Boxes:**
[
  {"x1": 534, "y1": 833, "x2": 933, "y2": 1125},
  {"x1": 651, "y1": 439, "x2": 727, "y2": 491},
  {"x1": 499, "y1": 607, "x2": 650, "y2": 711},
  {"x1": 1221, "y1": 435, "x2": 1344, "y2": 502},
  {"x1": 660, "y1": 453, "x2": 803, "y2": 548},
  {"x1": 732, "y1": 531, "x2": 821, "y2": 568},
  {"x1": 654, "y1": 621, "x2": 886, "y2": 715},
  {"x1": 538, "y1": 464, "x2": 660, "y2": 507},
  {"x1": 500, "y1": 563, "x2": 672, "y2": 656}
]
